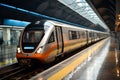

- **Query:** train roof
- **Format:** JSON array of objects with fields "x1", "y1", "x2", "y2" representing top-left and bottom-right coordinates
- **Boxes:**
[
  {"x1": 45, "y1": 20, "x2": 107, "y2": 33},
  {"x1": 34, "y1": 20, "x2": 108, "y2": 34},
  {"x1": 45, "y1": 20, "x2": 89, "y2": 30}
]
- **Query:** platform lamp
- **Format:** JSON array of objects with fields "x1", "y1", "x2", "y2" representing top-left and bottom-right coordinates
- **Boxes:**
[
  {"x1": 115, "y1": 14, "x2": 120, "y2": 32},
  {"x1": 115, "y1": 14, "x2": 120, "y2": 42}
]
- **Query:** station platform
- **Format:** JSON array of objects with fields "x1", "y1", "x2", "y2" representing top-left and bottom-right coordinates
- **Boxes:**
[
  {"x1": 31, "y1": 37, "x2": 120, "y2": 80},
  {"x1": 67, "y1": 38, "x2": 120, "y2": 80},
  {"x1": 0, "y1": 44, "x2": 17, "y2": 68},
  {"x1": 96, "y1": 38, "x2": 120, "y2": 80}
]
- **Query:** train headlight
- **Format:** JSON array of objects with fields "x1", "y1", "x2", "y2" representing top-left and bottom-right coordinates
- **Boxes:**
[
  {"x1": 37, "y1": 47, "x2": 42, "y2": 54},
  {"x1": 17, "y1": 48, "x2": 21, "y2": 53}
]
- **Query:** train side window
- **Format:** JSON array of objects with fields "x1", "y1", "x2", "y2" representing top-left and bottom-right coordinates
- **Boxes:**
[
  {"x1": 79, "y1": 31, "x2": 82, "y2": 38},
  {"x1": 48, "y1": 32, "x2": 55, "y2": 43},
  {"x1": 78, "y1": 31, "x2": 81, "y2": 39},
  {"x1": 81, "y1": 31, "x2": 85, "y2": 38},
  {"x1": 77, "y1": 31, "x2": 80, "y2": 39},
  {"x1": 89, "y1": 32, "x2": 92, "y2": 37},
  {"x1": 69, "y1": 31, "x2": 72, "y2": 40},
  {"x1": 69, "y1": 30, "x2": 77, "y2": 40}
]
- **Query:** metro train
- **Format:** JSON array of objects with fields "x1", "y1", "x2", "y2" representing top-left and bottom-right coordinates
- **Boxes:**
[{"x1": 16, "y1": 20, "x2": 109, "y2": 65}]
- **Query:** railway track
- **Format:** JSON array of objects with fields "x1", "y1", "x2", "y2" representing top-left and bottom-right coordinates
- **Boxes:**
[
  {"x1": 0, "y1": 63, "x2": 44, "y2": 80},
  {"x1": 0, "y1": 63, "x2": 24, "y2": 80},
  {"x1": 0, "y1": 61, "x2": 58, "y2": 80}
]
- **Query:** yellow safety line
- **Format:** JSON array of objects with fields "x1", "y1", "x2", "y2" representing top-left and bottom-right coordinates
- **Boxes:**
[{"x1": 48, "y1": 39, "x2": 108, "y2": 80}]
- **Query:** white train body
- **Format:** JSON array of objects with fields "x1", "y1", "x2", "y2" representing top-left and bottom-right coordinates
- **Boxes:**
[{"x1": 16, "y1": 20, "x2": 109, "y2": 64}]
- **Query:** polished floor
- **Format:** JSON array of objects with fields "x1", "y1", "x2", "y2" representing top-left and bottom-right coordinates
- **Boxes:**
[
  {"x1": 64, "y1": 38, "x2": 120, "y2": 80},
  {"x1": 97, "y1": 38, "x2": 120, "y2": 80}
]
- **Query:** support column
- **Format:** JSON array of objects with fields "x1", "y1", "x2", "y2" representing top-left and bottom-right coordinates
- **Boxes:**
[
  {"x1": 16, "y1": 30, "x2": 21, "y2": 44},
  {"x1": 116, "y1": 0, "x2": 120, "y2": 50},
  {"x1": 3, "y1": 28, "x2": 11, "y2": 45}
]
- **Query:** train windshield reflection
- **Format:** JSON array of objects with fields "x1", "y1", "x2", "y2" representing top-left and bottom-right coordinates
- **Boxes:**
[{"x1": 23, "y1": 30, "x2": 44, "y2": 43}]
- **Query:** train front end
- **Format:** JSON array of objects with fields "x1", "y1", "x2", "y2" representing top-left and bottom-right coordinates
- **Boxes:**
[{"x1": 16, "y1": 21, "x2": 52, "y2": 66}]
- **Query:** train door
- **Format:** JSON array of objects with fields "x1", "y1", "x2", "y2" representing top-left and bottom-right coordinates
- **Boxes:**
[
  {"x1": 90, "y1": 32, "x2": 92, "y2": 43},
  {"x1": 86, "y1": 31, "x2": 89, "y2": 45},
  {"x1": 55, "y1": 26, "x2": 64, "y2": 55},
  {"x1": 87, "y1": 31, "x2": 91, "y2": 44}
]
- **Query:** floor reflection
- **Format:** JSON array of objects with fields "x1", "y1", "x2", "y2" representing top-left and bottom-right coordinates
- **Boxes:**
[
  {"x1": 115, "y1": 48, "x2": 120, "y2": 77},
  {"x1": 64, "y1": 39, "x2": 111, "y2": 80}
]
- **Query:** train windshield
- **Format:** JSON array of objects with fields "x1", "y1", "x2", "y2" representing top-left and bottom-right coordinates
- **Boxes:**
[{"x1": 22, "y1": 30, "x2": 44, "y2": 43}]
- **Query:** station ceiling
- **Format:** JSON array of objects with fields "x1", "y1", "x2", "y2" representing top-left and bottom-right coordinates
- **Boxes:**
[
  {"x1": 0, "y1": 0, "x2": 116, "y2": 31},
  {"x1": 89, "y1": 0, "x2": 116, "y2": 31}
]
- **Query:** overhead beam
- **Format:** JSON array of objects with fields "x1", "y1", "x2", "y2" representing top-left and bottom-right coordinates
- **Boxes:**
[{"x1": 86, "y1": 0, "x2": 110, "y2": 31}]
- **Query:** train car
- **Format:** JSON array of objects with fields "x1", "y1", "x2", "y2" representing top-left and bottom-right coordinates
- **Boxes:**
[{"x1": 16, "y1": 20, "x2": 109, "y2": 65}]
